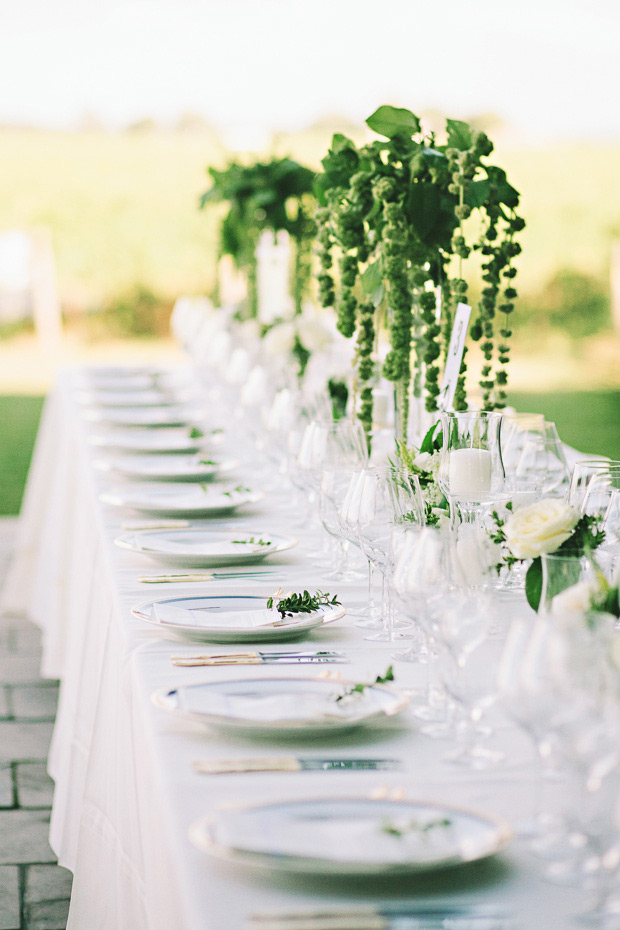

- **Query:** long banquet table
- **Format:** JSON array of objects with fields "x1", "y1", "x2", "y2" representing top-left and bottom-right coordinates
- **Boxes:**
[{"x1": 1, "y1": 365, "x2": 590, "y2": 930}]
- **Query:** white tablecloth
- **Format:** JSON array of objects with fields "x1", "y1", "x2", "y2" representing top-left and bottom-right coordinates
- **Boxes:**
[{"x1": 1, "y1": 368, "x2": 591, "y2": 930}]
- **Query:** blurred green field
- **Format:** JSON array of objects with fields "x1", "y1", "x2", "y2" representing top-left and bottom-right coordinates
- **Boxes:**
[
  {"x1": 0, "y1": 396, "x2": 44, "y2": 515},
  {"x1": 1, "y1": 126, "x2": 619, "y2": 334},
  {"x1": 510, "y1": 390, "x2": 620, "y2": 460}
]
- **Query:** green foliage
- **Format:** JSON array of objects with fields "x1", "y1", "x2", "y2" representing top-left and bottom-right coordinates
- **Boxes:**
[
  {"x1": 335, "y1": 665, "x2": 395, "y2": 702},
  {"x1": 315, "y1": 105, "x2": 524, "y2": 444},
  {"x1": 266, "y1": 589, "x2": 341, "y2": 618},
  {"x1": 327, "y1": 378, "x2": 349, "y2": 420},
  {"x1": 200, "y1": 156, "x2": 316, "y2": 317}
]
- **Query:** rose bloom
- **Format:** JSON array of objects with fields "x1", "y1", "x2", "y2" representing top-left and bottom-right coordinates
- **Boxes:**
[
  {"x1": 550, "y1": 579, "x2": 598, "y2": 617},
  {"x1": 503, "y1": 498, "x2": 578, "y2": 560}
]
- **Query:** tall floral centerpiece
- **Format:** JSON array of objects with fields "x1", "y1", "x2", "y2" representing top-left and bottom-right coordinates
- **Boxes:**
[
  {"x1": 315, "y1": 106, "x2": 525, "y2": 450},
  {"x1": 200, "y1": 157, "x2": 316, "y2": 319}
]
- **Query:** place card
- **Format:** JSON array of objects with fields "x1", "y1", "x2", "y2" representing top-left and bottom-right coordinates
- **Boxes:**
[{"x1": 437, "y1": 303, "x2": 472, "y2": 412}]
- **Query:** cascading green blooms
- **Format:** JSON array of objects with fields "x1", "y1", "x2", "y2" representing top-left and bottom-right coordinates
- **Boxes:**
[{"x1": 315, "y1": 107, "x2": 525, "y2": 446}]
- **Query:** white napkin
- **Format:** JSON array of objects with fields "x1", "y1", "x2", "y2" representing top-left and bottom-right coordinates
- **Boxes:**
[
  {"x1": 152, "y1": 603, "x2": 282, "y2": 629},
  {"x1": 178, "y1": 687, "x2": 366, "y2": 722},
  {"x1": 214, "y1": 809, "x2": 461, "y2": 863}
]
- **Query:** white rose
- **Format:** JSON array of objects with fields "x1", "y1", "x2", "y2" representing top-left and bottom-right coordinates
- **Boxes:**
[
  {"x1": 413, "y1": 452, "x2": 433, "y2": 472},
  {"x1": 550, "y1": 579, "x2": 598, "y2": 618},
  {"x1": 296, "y1": 316, "x2": 332, "y2": 353},
  {"x1": 503, "y1": 498, "x2": 579, "y2": 560},
  {"x1": 262, "y1": 321, "x2": 295, "y2": 357}
]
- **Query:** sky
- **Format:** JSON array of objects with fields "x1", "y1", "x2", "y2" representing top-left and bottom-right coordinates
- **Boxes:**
[{"x1": 1, "y1": 0, "x2": 619, "y2": 146}]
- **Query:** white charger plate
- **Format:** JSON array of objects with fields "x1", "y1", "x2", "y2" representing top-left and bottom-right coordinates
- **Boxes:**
[
  {"x1": 133, "y1": 594, "x2": 344, "y2": 643},
  {"x1": 89, "y1": 428, "x2": 218, "y2": 455},
  {"x1": 100, "y1": 483, "x2": 264, "y2": 517},
  {"x1": 81, "y1": 366, "x2": 192, "y2": 391},
  {"x1": 75, "y1": 388, "x2": 197, "y2": 408},
  {"x1": 189, "y1": 797, "x2": 511, "y2": 877},
  {"x1": 94, "y1": 454, "x2": 240, "y2": 482},
  {"x1": 152, "y1": 676, "x2": 406, "y2": 735},
  {"x1": 82, "y1": 406, "x2": 201, "y2": 428},
  {"x1": 114, "y1": 527, "x2": 297, "y2": 566}
]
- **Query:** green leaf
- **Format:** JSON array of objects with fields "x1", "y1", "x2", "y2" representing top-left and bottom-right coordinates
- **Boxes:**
[
  {"x1": 465, "y1": 179, "x2": 492, "y2": 209},
  {"x1": 486, "y1": 166, "x2": 520, "y2": 208},
  {"x1": 366, "y1": 105, "x2": 421, "y2": 139},
  {"x1": 407, "y1": 181, "x2": 441, "y2": 241},
  {"x1": 419, "y1": 420, "x2": 442, "y2": 454},
  {"x1": 330, "y1": 133, "x2": 356, "y2": 154},
  {"x1": 525, "y1": 558, "x2": 543, "y2": 612},
  {"x1": 446, "y1": 119, "x2": 474, "y2": 151},
  {"x1": 361, "y1": 260, "x2": 384, "y2": 307}
]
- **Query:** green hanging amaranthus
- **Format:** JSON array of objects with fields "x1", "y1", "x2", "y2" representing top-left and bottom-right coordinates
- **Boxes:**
[{"x1": 314, "y1": 106, "x2": 525, "y2": 449}]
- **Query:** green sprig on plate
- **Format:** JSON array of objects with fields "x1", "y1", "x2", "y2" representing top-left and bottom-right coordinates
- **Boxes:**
[{"x1": 267, "y1": 589, "x2": 341, "y2": 619}]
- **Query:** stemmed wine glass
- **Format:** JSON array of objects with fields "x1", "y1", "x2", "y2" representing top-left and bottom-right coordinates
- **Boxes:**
[
  {"x1": 356, "y1": 465, "x2": 424, "y2": 641},
  {"x1": 296, "y1": 419, "x2": 368, "y2": 563},
  {"x1": 515, "y1": 421, "x2": 570, "y2": 498},
  {"x1": 569, "y1": 461, "x2": 620, "y2": 517}
]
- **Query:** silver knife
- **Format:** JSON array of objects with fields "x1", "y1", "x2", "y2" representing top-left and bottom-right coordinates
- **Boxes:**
[
  {"x1": 247, "y1": 908, "x2": 511, "y2": 930},
  {"x1": 171, "y1": 650, "x2": 349, "y2": 666},
  {"x1": 138, "y1": 570, "x2": 280, "y2": 583},
  {"x1": 193, "y1": 757, "x2": 402, "y2": 774}
]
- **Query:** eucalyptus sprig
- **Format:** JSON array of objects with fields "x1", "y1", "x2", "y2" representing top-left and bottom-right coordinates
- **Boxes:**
[
  {"x1": 335, "y1": 665, "x2": 394, "y2": 703},
  {"x1": 381, "y1": 816, "x2": 452, "y2": 838},
  {"x1": 266, "y1": 588, "x2": 341, "y2": 619}
]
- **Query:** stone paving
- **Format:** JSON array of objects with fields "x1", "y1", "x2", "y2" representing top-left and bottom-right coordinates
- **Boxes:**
[{"x1": 0, "y1": 517, "x2": 72, "y2": 930}]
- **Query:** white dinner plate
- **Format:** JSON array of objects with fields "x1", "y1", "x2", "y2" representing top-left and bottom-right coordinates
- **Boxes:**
[
  {"x1": 189, "y1": 797, "x2": 511, "y2": 877},
  {"x1": 75, "y1": 388, "x2": 197, "y2": 408},
  {"x1": 89, "y1": 428, "x2": 222, "y2": 455},
  {"x1": 82, "y1": 406, "x2": 201, "y2": 428},
  {"x1": 94, "y1": 454, "x2": 240, "y2": 482},
  {"x1": 114, "y1": 527, "x2": 297, "y2": 566},
  {"x1": 81, "y1": 366, "x2": 192, "y2": 391},
  {"x1": 152, "y1": 676, "x2": 406, "y2": 734},
  {"x1": 133, "y1": 594, "x2": 344, "y2": 643},
  {"x1": 100, "y1": 483, "x2": 264, "y2": 517}
]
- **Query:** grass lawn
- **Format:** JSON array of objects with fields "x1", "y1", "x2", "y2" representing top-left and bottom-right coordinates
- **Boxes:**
[
  {"x1": 510, "y1": 390, "x2": 620, "y2": 460},
  {"x1": 0, "y1": 396, "x2": 44, "y2": 516}
]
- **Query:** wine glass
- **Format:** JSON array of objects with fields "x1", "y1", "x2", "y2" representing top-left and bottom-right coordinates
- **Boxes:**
[
  {"x1": 438, "y1": 411, "x2": 506, "y2": 525},
  {"x1": 515, "y1": 421, "x2": 570, "y2": 498},
  {"x1": 296, "y1": 419, "x2": 368, "y2": 564},
  {"x1": 356, "y1": 466, "x2": 424, "y2": 642},
  {"x1": 501, "y1": 411, "x2": 546, "y2": 471},
  {"x1": 318, "y1": 467, "x2": 366, "y2": 582},
  {"x1": 569, "y1": 461, "x2": 620, "y2": 516},
  {"x1": 435, "y1": 588, "x2": 505, "y2": 769}
]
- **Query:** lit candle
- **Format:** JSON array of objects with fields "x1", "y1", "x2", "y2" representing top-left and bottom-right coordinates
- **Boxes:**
[{"x1": 448, "y1": 448, "x2": 492, "y2": 501}]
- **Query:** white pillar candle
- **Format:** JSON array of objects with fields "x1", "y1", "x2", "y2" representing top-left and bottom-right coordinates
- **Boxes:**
[{"x1": 448, "y1": 448, "x2": 492, "y2": 501}]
